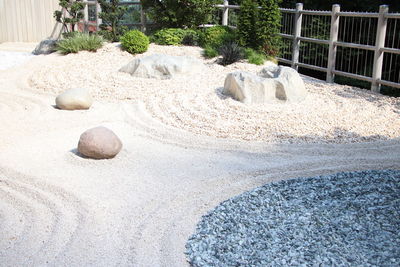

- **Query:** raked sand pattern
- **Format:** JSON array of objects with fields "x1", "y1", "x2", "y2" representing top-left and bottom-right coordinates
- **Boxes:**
[{"x1": 0, "y1": 44, "x2": 399, "y2": 266}]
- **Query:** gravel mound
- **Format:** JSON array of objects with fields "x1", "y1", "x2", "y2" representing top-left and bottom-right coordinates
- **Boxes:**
[
  {"x1": 0, "y1": 51, "x2": 33, "y2": 70},
  {"x1": 28, "y1": 44, "x2": 400, "y2": 144},
  {"x1": 186, "y1": 170, "x2": 400, "y2": 266}
]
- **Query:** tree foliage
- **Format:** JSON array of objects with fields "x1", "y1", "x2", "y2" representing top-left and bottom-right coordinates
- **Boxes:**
[
  {"x1": 141, "y1": 0, "x2": 220, "y2": 28},
  {"x1": 238, "y1": 0, "x2": 281, "y2": 56},
  {"x1": 97, "y1": 0, "x2": 128, "y2": 42},
  {"x1": 54, "y1": 0, "x2": 85, "y2": 34}
]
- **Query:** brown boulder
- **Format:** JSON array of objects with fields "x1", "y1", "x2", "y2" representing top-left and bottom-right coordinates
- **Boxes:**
[{"x1": 77, "y1": 127, "x2": 122, "y2": 159}]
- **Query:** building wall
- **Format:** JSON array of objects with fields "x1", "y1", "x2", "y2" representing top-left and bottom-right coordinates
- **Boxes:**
[{"x1": 0, "y1": 0, "x2": 62, "y2": 42}]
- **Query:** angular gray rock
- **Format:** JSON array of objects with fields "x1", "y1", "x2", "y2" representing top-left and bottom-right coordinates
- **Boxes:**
[
  {"x1": 223, "y1": 65, "x2": 307, "y2": 104},
  {"x1": 77, "y1": 126, "x2": 122, "y2": 159},
  {"x1": 119, "y1": 54, "x2": 204, "y2": 79},
  {"x1": 33, "y1": 38, "x2": 58, "y2": 55},
  {"x1": 55, "y1": 88, "x2": 93, "y2": 110},
  {"x1": 258, "y1": 65, "x2": 307, "y2": 102}
]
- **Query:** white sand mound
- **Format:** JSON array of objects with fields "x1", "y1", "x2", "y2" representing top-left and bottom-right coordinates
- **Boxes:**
[
  {"x1": 29, "y1": 43, "x2": 400, "y2": 144},
  {"x1": 0, "y1": 43, "x2": 399, "y2": 266}
]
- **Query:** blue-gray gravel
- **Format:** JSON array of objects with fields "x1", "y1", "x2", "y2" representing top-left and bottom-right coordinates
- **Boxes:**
[{"x1": 186, "y1": 170, "x2": 400, "y2": 267}]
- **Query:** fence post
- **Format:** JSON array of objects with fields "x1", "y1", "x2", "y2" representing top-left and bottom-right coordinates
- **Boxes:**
[
  {"x1": 326, "y1": 4, "x2": 340, "y2": 83},
  {"x1": 141, "y1": 6, "x2": 147, "y2": 32},
  {"x1": 291, "y1": 3, "x2": 303, "y2": 70},
  {"x1": 222, "y1": 0, "x2": 229, "y2": 26},
  {"x1": 96, "y1": 0, "x2": 102, "y2": 32},
  {"x1": 83, "y1": 3, "x2": 89, "y2": 33},
  {"x1": 371, "y1": 5, "x2": 389, "y2": 93}
]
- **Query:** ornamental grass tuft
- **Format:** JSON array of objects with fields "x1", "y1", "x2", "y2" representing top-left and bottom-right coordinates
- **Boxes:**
[{"x1": 56, "y1": 33, "x2": 104, "y2": 55}]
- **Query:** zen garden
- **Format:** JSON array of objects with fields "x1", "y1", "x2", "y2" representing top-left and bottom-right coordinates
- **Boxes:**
[{"x1": 0, "y1": 0, "x2": 399, "y2": 266}]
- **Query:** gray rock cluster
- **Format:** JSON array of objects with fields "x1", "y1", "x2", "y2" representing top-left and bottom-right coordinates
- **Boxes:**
[
  {"x1": 186, "y1": 170, "x2": 400, "y2": 267},
  {"x1": 223, "y1": 65, "x2": 307, "y2": 104},
  {"x1": 119, "y1": 54, "x2": 204, "y2": 79}
]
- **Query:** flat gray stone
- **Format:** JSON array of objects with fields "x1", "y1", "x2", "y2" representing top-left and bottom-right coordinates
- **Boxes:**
[
  {"x1": 55, "y1": 88, "x2": 93, "y2": 110},
  {"x1": 119, "y1": 54, "x2": 204, "y2": 79},
  {"x1": 78, "y1": 126, "x2": 122, "y2": 159},
  {"x1": 33, "y1": 38, "x2": 57, "y2": 55}
]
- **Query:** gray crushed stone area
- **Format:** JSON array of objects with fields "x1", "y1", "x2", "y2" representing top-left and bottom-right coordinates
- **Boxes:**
[{"x1": 186, "y1": 170, "x2": 400, "y2": 267}]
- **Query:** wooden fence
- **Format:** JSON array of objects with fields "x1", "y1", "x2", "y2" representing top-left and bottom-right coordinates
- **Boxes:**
[
  {"x1": 216, "y1": 1, "x2": 400, "y2": 92},
  {"x1": 0, "y1": 0, "x2": 62, "y2": 43}
]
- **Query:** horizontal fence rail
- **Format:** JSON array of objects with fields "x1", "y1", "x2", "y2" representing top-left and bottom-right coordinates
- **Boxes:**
[{"x1": 216, "y1": 2, "x2": 400, "y2": 92}]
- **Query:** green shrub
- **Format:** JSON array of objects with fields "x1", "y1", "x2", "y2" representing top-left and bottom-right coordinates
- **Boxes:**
[
  {"x1": 56, "y1": 33, "x2": 104, "y2": 54},
  {"x1": 258, "y1": 0, "x2": 282, "y2": 56},
  {"x1": 120, "y1": 30, "x2": 149, "y2": 54},
  {"x1": 98, "y1": 0, "x2": 128, "y2": 42},
  {"x1": 152, "y1": 28, "x2": 201, "y2": 46},
  {"x1": 237, "y1": 0, "x2": 259, "y2": 48},
  {"x1": 218, "y1": 42, "x2": 243, "y2": 66},
  {"x1": 244, "y1": 48, "x2": 266, "y2": 65},
  {"x1": 203, "y1": 45, "x2": 219, "y2": 58},
  {"x1": 54, "y1": 0, "x2": 84, "y2": 35},
  {"x1": 141, "y1": 0, "x2": 219, "y2": 28},
  {"x1": 200, "y1": 26, "x2": 236, "y2": 48},
  {"x1": 238, "y1": 0, "x2": 281, "y2": 56},
  {"x1": 151, "y1": 28, "x2": 186, "y2": 45},
  {"x1": 181, "y1": 30, "x2": 201, "y2": 46}
]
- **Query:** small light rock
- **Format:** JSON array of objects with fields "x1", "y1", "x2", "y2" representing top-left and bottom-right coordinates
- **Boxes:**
[{"x1": 55, "y1": 87, "x2": 93, "y2": 110}]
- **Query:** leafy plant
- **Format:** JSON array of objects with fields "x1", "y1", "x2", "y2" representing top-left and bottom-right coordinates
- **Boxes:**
[
  {"x1": 199, "y1": 26, "x2": 236, "y2": 48},
  {"x1": 151, "y1": 28, "x2": 186, "y2": 45},
  {"x1": 97, "y1": 0, "x2": 128, "y2": 42},
  {"x1": 141, "y1": 0, "x2": 219, "y2": 28},
  {"x1": 182, "y1": 30, "x2": 201, "y2": 46},
  {"x1": 56, "y1": 33, "x2": 104, "y2": 54},
  {"x1": 218, "y1": 42, "x2": 243, "y2": 66},
  {"x1": 120, "y1": 30, "x2": 149, "y2": 54},
  {"x1": 244, "y1": 48, "x2": 266, "y2": 65},
  {"x1": 237, "y1": 0, "x2": 259, "y2": 48},
  {"x1": 257, "y1": 0, "x2": 282, "y2": 56},
  {"x1": 238, "y1": 0, "x2": 281, "y2": 56},
  {"x1": 203, "y1": 45, "x2": 219, "y2": 58},
  {"x1": 54, "y1": 0, "x2": 85, "y2": 34}
]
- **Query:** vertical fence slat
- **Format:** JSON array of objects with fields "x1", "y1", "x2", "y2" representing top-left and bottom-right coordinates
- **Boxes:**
[
  {"x1": 141, "y1": 6, "x2": 147, "y2": 32},
  {"x1": 96, "y1": 0, "x2": 102, "y2": 32},
  {"x1": 291, "y1": 3, "x2": 303, "y2": 70},
  {"x1": 371, "y1": 5, "x2": 389, "y2": 92},
  {"x1": 222, "y1": 0, "x2": 229, "y2": 26},
  {"x1": 84, "y1": 3, "x2": 89, "y2": 33},
  {"x1": 326, "y1": 4, "x2": 340, "y2": 83}
]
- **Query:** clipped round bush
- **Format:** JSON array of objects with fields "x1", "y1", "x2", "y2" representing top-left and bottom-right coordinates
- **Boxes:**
[
  {"x1": 152, "y1": 28, "x2": 186, "y2": 45},
  {"x1": 199, "y1": 26, "x2": 236, "y2": 48},
  {"x1": 120, "y1": 30, "x2": 149, "y2": 54}
]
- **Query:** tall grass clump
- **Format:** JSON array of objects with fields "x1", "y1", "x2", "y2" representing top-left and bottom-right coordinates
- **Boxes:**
[
  {"x1": 56, "y1": 33, "x2": 104, "y2": 54},
  {"x1": 244, "y1": 48, "x2": 266, "y2": 65}
]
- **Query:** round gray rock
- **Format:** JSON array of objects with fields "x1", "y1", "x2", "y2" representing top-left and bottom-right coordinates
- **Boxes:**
[
  {"x1": 77, "y1": 127, "x2": 122, "y2": 159},
  {"x1": 55, "y1": 88, "x2": 93, "y2": 110}
]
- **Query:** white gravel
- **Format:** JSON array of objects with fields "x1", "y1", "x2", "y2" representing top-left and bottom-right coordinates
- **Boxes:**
[
  {"x1": 28, "y1": 43, "x2": 400, "y2": 144},
  {"x1": 0, "y1": 51, "x2": 33, "y2": 70}
]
